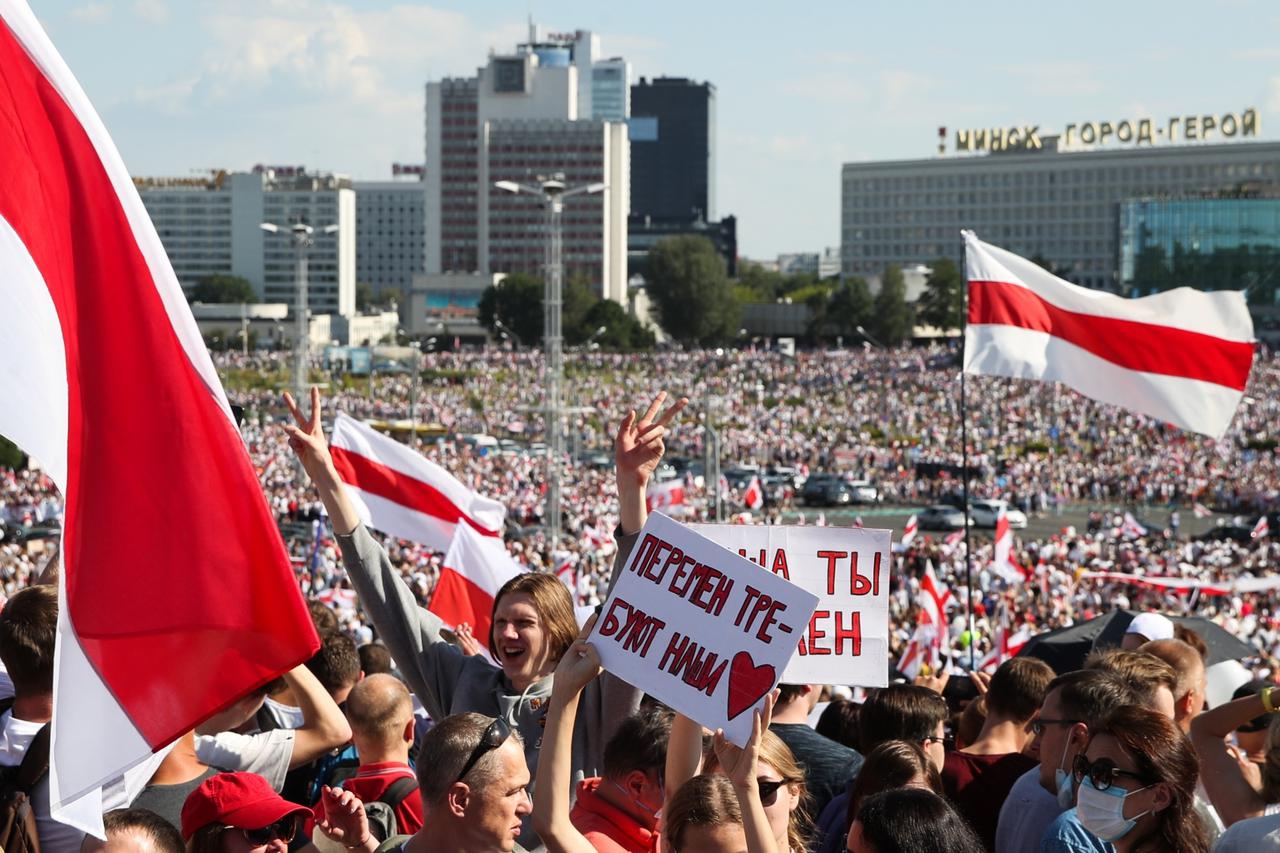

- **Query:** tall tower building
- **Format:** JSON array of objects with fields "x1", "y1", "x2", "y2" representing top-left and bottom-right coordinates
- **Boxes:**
[{"x1": 630, "y1": 77, "x2": 716, "y2": 221}]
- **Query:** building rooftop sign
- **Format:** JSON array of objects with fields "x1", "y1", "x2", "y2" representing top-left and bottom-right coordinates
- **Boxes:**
[{"x1": 947, "y1": 108, "x2": 1259, "y2": 154}]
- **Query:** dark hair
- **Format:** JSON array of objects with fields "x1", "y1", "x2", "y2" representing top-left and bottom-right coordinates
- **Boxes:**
[
  {"x1": 845, "y1": 740, "x2": 942, "y2": 838},
  {"x1": 488, "y1": 573, "x2": 579, "y2": 665},
  {"x1": 416, "y1": 712, "x2": 523, "y2": 803},
  {"x1": 815, "y1": 699, "x2": 860, "y2": 750},
  {"x1": 776, "y1": 683, "x2": 809, "y2": 707},
  {"x1": 855, "y1": 788, "x2": 985, "y2": 853},
  {"x1": 1173, "y1": 624, "x2": 1208, "y2": 662},
  {"x1": 603, "y1": 707, "x2": 672, "y2": 780},
  {"x1": 103, "y1": 808, "x2": 184, "y2": 853},
  {"x1": 663, "y1": 774, "x2": 740, "y2": 850},
  {"x1": 188, "y1": 823, "x2": 227, "y2": 853},
  {"x1": 0, "y1": 586, "x2": 57, "y2": 694},
  {"x1": 358, "y1": 642, "x2": 393, "y2": 676},
  {"x1": 307, "y1": 599, "x2": 339, "y2": 633},
  {"x1": 1047, "y1": 669, "x2": 1141, "y2": 729},
  {"x1": 1232, "y1": 679, "x2": 1277, "y2": 732},
  {"x1": 858, "y1": 685, "x2": 948, "y2": 752},
  {"x1": 986, "y1": 657, "x2": 1054, "y2": 722},
  {"x1": 1087, "y1": 706, "x2": 1208, "y2": 853},
  {"x1": 306, "y1": 631, "x2": 361, "y2": 694}
]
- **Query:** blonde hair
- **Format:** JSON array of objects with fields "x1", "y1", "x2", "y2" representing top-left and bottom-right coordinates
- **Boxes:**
[
  {"x1": 664, "y1": 775, "x2": 740, "y2": 850},
  {"x1": 702, "y1": 729, "x2": 811, "y2": 853},
  {"x1": 487, "y1": 572, "x2": 579, "y2": 664}
]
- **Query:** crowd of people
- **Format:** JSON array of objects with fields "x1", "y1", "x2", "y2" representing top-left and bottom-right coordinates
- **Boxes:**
[{"x1": 3, "y1": 344, "x2": 1280, "y2": 851}]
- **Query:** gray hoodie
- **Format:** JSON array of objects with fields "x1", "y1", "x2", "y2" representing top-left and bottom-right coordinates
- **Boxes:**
[{"x1": 335, "y1": 524, "x2": 642, "y2": 846}]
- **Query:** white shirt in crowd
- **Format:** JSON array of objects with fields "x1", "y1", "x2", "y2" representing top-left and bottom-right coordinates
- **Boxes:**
[{"x1": 0, "y1": 711, "x2": 82, "y2": 853}]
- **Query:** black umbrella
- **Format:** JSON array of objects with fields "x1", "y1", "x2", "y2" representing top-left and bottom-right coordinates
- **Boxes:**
[{"x1": 1017, "y1": 610, "x2": 1256, "y2": 674}]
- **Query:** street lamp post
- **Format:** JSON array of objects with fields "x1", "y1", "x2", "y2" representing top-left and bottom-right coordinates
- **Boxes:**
[
  {"x1": 495, "y1": 175, "x2": 606, "y2": 551},
  {"x1": 262, "y1": 219, "x2": 339, "y2": 410}
]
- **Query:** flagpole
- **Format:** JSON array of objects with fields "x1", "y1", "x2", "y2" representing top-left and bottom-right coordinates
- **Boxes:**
[{"x1": 960, "y1": 237, "x2": 976, "y2": 672}]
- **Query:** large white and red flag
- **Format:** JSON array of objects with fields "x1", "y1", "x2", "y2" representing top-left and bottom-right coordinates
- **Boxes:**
[
  {"x1": 430, "y1": 524, "x2": 524, "y2": 644},
  {"x1": 330, "y1": 412, "x2": 506, "y2": 552},
  {"x1": 963, "y1": 231, "x2": 1255, "y2": 439},
  {"x1": 0, "y1": 0, "x2": 318, "y2": 833}
]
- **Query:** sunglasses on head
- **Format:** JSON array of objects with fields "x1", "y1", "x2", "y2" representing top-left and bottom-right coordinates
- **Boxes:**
[
  {"x1": 227, "y1": 817, "x2": 297, "y2": 847},
  {"x1": 757, "y1": 778, "x2": 788, "y2": 807},
  {"x1": 454, "y1": 717, "x2": 513, "y2": 784},
  {"x1": 1072, "y1": 754, "x2": 1153, "y2": 792}
]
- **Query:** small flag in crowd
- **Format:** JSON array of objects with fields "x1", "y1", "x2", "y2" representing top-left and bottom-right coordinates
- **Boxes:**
[
  {"x1": 743, "y1": 475, "x2": 764, "y2": 510},
  {"x1": 963, "y1": 230, "x2": 1255, "y2": 439},
  {"x1": 1120, "y1": 512, "x2": 1147, "y2": 540},
  {"x1": 991, "y1": 508, "x2": 1024, "y2": 583},
  {"x1": 1253, "y1": 516, "x2": 1270, "y2": 540},
  {"x1": 894, "y1": 514, "x2": 918, "y2": 551},
  {"x1": 330, "y1": 412, "x2": 505, "y2": 552},
  {"x1": 1193, "y1": 501, "x2": 1213, "y2": 519},
  {"x1": 646, "y1": 479, "x2": 687, "y2": 513},
  {"x1": 0, "y1": 0, "x2": 318, "y2": 834}
]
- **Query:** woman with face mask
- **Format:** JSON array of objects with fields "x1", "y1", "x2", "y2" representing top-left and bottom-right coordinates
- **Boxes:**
[{"x1": 1072, "y1": 705, "x2": 1208, "y2": 853}]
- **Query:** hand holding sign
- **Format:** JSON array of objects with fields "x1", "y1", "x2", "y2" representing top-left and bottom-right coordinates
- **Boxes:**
[{"x1": 588, "y1": 512, "x2": 818, "y2": 747}]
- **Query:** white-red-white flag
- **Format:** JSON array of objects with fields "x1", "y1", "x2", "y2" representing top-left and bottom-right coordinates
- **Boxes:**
[
  {"x1": 979, "y1": 624, "x2": 1031, "y2": 673},
  {"x1": 646, "y1": 479, "x2": 687, "y2": 513},
  {"x1": 896, "y1": 619, "x2": 936, "y2": 680},
  {"x1": 0, "y1": 0, "x2": 318, "y2": 833},
  {"x1": 1120, "y1": 512, "x2": 1147, "y2": 540},
  {"x1": 1253, "y1": 516, "x2": 1270, "y2": 540},
  {"x1": 1192, "y1": 501, "x2": 1213, "y2": 519},
  {"x1": 992, "y1": 508, "x2": 1024, "y2": 582},
  {"x1": 964, "y1": 231, "x2": 1254, "y2": 439},
  {"x1": 743, "y1": 475, "x2": 764, "y2": 510},
  {"x1": 895, "y1": 514, "x2": 918, "y2": 551},
  {"x1": 330, "y1": 412, "x2": 506, "y2": 552},
  {"x1": 431, "y1": 524, "x2": 524, "y2": 644},
  {"x1": 920, "y1": 562, "x2": 953, "y2": 659}
]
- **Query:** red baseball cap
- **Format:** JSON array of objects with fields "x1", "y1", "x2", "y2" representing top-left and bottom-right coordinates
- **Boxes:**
[{"x1": 180, "y1": 772, "x2": 310, "y2": 840}]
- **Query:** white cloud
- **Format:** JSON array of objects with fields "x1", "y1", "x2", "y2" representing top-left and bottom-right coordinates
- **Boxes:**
[
  {"x1": 68, "y1": 2, "x2": 111, "y2": 23},
  {"x1": 132, "y1": 0, "x2": 169, "y2": 23}
]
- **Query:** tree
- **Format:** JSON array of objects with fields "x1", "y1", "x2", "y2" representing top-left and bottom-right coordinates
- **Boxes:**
[
  {"x1": 478, "y1": 273, "x2": 543, "y2": 346},
  {"x1": 916, "y1": 258, "x2": 965, "y2": 332},
  {"x1": 190, "y1": 274, "x2": 256, "y2": 304},
  {"x1": 583, "y1": 299, "x2": 656, "y2": 351},
  {"x1": 355, "y1": 282, "x2": 375, "y2": 310},
  {"x1": 646, "y1": 236, "x2": 740, "y2": 345},
  {"x1": 872, "y1": 264, "x2": 913, "y2": 346},
  {"x1": 561, "y1": 274, "x2": 597, "y2": 346},
  {"x1": 822, "y1": 276, "x2": 873, "y2": 340}
]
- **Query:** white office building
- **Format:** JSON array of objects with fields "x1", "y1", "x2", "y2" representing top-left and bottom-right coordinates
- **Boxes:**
[
  {"x1": 138, "y1": 168, "x2": 356, "y2": 316},
  {"x1": 424, "y1": 26, "x2": 629, "y2": 304},
  {"x1": 354, "y1": 178, "x2": 426, "y2": 295},
  {"x1": 591, "y1": 57, "x2": 631, "y2": 122},
  {"x1": 842, "y1": 137, "x2": 1280, "y2": 290}
]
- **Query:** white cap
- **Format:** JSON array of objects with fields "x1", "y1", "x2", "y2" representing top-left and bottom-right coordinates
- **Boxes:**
[{"x1": 1126, "y1": 612, "x2": 1176, "y2": 642}]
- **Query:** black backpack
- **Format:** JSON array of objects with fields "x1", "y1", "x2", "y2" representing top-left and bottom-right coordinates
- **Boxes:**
[
  {"x1": 0, "y1": 698, "x2": 48, "y2": 853},
  {"x1": 360, "y1": 777, "x2": 417, "y2": 842}
]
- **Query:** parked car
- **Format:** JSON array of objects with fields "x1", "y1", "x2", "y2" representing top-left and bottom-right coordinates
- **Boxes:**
[
  {"x1": 847, "y1": 479, "x2": 880, "y2": 504},
  {"x1": 968, "y1": 499, "x2": 1028, "y2": 529},
  {"x1": 799, "y1": 473, "x2": 841, "y2": 506},
  {"x1": 917, "y1": 505, "x2": 970, "y2": 531}
]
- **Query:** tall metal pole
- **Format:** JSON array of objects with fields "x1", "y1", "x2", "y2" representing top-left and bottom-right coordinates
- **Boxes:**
[
  {"x1": 959, "y1": 240, "x2": 976, "y2": 672},
  {"x1": 408, "y1": 341, "x2": 421, "y2": 446},
  {"x1": 293, "y1": 233, "x2": 310, "y2": 408},
  {"x1": 545, "y1": 192, "x2": 564, "y2": 550}
]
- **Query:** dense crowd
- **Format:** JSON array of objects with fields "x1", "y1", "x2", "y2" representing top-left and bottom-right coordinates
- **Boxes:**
[{"x1": 4, "y1": 346, "x2": 1280, "y2": 851}]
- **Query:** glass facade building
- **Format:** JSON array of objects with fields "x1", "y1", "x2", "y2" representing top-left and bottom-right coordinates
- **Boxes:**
[{"x1": 1119, "y1": 195, "x2": 1280, "y2": 305}]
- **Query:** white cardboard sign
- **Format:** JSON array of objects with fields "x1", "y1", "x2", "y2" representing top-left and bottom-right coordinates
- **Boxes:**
[
  {"x1": 589, "y1": 512, "x2": 819, "y2": 747},
  {"x1": 690, "y1": 524, "x2": 891, "y2": 688}
]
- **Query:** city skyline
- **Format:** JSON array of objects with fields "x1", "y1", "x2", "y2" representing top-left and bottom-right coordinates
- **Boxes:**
[{"x1": 31, "y1": 0, "x2": 1280, "y2": 259}]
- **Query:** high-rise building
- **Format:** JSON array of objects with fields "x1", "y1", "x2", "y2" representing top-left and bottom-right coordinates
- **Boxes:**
[
  {"x1": 424, "y1": 26, "x2": 629, "y2": 303},
  {"x1": 591, "y1": 58, "x2": 631, "y2": 122},
  {"x1": 841, "y1": 135, "x2": 1280, "y2": 292},
  {"x1": 137, "y1": 167, "x2": 356, "y2": 316},
  {"x1": 630, "y1": 77, "x2": 716, "y2": 221},
  {"x1": 354, "y1": 173, "x2": 425, "y2": 296}
]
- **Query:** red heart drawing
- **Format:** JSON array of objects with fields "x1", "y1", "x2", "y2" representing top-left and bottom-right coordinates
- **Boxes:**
[{"x1": 727, "y1": 651, "x2": 776, "y2": 721}]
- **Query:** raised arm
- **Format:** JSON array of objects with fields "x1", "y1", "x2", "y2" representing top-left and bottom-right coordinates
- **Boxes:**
[
  {"x1": 284, "y1": 664, "x2": 353, "y2": 770},
  {"x1": 664, "y1": 713, "x2": 706, "y2": 816},
  {"x1": 532, "y1": 618, "x2": 602, "y2": 853},
  {"x1": 282, "y1": 388, "x2": 473, "y2": 722},
  {"x1": 712, "y1": 693, "x2": 781, "y2": 853},
  {"x1": 614, "y1": 391, "x2": 688, "y2": 539},
  {"x1": 1190, "y1": 689, "x2": 1273, "y2": 825}
]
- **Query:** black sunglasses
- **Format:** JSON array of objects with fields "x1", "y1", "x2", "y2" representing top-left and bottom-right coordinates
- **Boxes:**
[
  {"x1": 228, "y1": 817, "x2": 298, "y2": 847},
  {"x1": 454, "y1": 717, "x2": 512, "y2": 784},
  {"x1": 757, "y1": 778, "x2": 787, "y2": 807},
  {"x1": 1072, "y1": 754, "x2": 1152, "y2": 792}
]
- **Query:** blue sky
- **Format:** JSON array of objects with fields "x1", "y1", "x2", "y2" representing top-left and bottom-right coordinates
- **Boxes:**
[{"x1": 29, "y1": 0, "x2": 1280, "y2": 258}]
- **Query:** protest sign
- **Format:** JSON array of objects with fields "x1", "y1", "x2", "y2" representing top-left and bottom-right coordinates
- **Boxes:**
[
  {"x1": 691, "y1": 524, "x2": 892, "y2": 687},
  {"x1": 589, "y1": 512, "x2": 819, "y2": 747}
]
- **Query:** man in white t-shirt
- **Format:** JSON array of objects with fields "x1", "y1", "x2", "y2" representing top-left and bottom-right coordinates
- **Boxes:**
[{"x1": 0, "y1": 585, "x2": 82, "y2": 853}]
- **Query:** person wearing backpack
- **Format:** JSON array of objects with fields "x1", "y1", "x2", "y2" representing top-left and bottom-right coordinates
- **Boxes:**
[
  {"x1": 306, "y1": 674, "x2": 423, "y2": 845},
  {"x1": 0, "y1": 585, "x2": 77, "y2": 853}
]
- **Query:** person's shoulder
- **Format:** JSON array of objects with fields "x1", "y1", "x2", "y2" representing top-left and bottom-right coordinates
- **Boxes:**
[
  {"x1": 1216, "y1": 812, "x2": 1280, "y2": 851},
  {"x1": 1041, "y1": 809, "x2": 1110, "y2": 852}
]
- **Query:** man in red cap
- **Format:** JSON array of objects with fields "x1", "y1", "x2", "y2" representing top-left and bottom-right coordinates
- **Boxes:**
[{"x1": 180, "y1": 773, "x2": 312, "y2": 853}]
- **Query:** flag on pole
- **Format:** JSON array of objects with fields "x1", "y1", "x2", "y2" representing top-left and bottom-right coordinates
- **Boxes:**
[
  {"x1": 894, "y1": 514, "x2": 918, "y2": 552},
  {"x1": 0, "y1": 0, "x2": 318, "y2": 833},
  {"x1": 920, "y1": 562, "x2": 953, "y2": 660},
  {"x1": 1192, "y1": 501, "x2": 1213, "y2": 519},
  {"x1": 1253, "y1": 516, "x2": 1270, "y2": 540},
  {"x1": 992, "y1": 508, "x2": 1024, "y2": 583},
  {"x1": 979, "y1": 623, "x2": 1031, "y2": 673},
  {"x1": 1120, "y1": 512, "x2": 1147, "y2": 540},
  {"x1": 896, "y1": 619, "x2": 936, "y2": 680},
  {"x1": 330, "y1": 412, "x2": 506, "y2": 552},
  {"x1": 430, "y1": 524, "x2": 525, "y2": 643},
  {"x1": 963, "y1": 230, "x2": 1255, "y2": 439},
  {"x1": 743, "y1": 475, "x2": 764, "y2": 510}
]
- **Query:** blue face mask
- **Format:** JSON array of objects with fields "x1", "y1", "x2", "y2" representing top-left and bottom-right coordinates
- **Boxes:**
[
  {"x1": 1075, "y1": 776, "x2": 1152, "y2": 842},
  {"x1": 1054, "y1": 739, "x2": 1074, "y2": 808}
]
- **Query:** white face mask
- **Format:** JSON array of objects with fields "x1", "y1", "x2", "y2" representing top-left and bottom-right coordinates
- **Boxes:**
[
  {"x1": 1076, "y1": 777, "x2": 1152, "y2": 842},
  {"x1": 1054, "y1": 738, "x2": 1074, "y2": 808}
]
